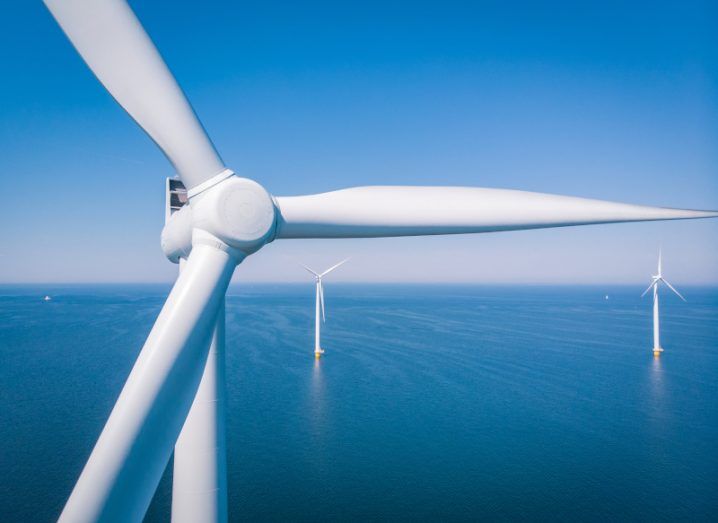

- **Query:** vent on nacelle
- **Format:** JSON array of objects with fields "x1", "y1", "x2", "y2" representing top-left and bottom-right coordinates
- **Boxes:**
[{"x1": 165, "y1": 177, "x2": 188, "y2": 224}]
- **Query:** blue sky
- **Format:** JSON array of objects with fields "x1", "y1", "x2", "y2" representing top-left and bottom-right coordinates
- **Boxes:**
[{"x1": 1, "y1": 1, "x2": 716, "y2": 284}]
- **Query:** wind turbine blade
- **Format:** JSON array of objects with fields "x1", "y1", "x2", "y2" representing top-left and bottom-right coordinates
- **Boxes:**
[
  {"x1": 44, "y1": 0, "x2": 226, "y2": 191},
  {"x1": 320, "y1": 258, "x2": 350, "y2": 277},
  {"x1": 319, "y1": 280, "x2": 326, "y2": 322},
  {"x1": 273, "y1": 186, "x2": 718, "y2": 239},
  {"x1": 661, "y1": 279, "x2": 687, "y2": 302},
  {"x1": 58, "y1": 244, "x2": 237, "y2": 523},
  {"x1": 641, "y1": 280, "x2": 656, "y2": 297},
  {"x1": 658, "y1": 248, "x2": 663, "y2": 277},
  {"x1": 300, "y1": 264, "x2": 321, "y2": 277}
]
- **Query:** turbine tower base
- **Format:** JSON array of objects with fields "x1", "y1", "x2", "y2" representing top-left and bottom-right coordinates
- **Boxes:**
[
  {"x1": 315, "y1": 348, "x2": 324, "y2": 359},
  {"x1": 653, "y1": 347, "x2": 664, "y2": 358}
]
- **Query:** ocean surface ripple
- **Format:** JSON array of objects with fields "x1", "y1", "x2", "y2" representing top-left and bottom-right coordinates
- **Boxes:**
[{"x1": 1, "y1": 284, "x2": 716, "y2": 522}]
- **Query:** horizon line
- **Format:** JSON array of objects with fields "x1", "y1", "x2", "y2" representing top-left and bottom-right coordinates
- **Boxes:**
[{"x1": 2, "y1": 281, "x2": 717, "y2": 287}]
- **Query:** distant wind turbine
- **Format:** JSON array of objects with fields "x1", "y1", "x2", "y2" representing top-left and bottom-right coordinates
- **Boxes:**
[
  {"x1": 302, "y1": 259, "x2": 349, "y2": 359},
  {"x1": 641, "y1": 250, "x2": 686, "y2": 357}
]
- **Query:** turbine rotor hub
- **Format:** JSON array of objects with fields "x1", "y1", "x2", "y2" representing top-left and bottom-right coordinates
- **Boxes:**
[{"x1": 161, "y1": 175, "x2": 277, "y2": 262}]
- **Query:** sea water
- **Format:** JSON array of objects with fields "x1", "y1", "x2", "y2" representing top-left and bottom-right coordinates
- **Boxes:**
[{"x1": 1, "y1": 284, "x2": 716, "y2": 522}]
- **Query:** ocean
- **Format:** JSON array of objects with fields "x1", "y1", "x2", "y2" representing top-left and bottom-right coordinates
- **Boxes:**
[{"x1": 1, "y1": 284, "x2": 717, "y2": 522}]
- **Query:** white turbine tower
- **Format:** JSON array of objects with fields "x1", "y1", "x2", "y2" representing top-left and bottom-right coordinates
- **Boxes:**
[
  {"x1": 302, "y1": 259, "x2": 349, "y2": 359},
  {"x1": 641, "y1": 250, "x2": 686, "y2": 357},
  {"x1": 41, "y1": 0, "x2": 718, "y2": 521}
]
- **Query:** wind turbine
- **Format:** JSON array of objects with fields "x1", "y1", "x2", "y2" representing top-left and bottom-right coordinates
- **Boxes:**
[
  {"x1": 41, "y1": 0, "x2": 718, "y2": 521},
  {"x1": 302, "y1": 259, "x2": 349, "y2": 359},
  {"x1": 641, "y1": 250, "x2": 686, "y2": 357}
]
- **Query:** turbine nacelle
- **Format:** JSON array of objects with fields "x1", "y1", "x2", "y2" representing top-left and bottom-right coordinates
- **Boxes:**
[
  {"x1": 161, "y1": 205, "x2": 193, "y2": 263},
  {"x1": 162, "y1": 175, "x2": 277, "y2": 262}
]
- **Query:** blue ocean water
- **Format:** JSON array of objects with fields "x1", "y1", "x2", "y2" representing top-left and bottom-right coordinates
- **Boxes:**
[{"x1": 1, "y1": 284, "x2": 717, "y2": 522}]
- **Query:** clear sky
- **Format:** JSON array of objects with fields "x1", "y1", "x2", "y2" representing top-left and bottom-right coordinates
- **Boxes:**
[{"x1": 1, "y1": 1, "x2": 716, "y2": 284}]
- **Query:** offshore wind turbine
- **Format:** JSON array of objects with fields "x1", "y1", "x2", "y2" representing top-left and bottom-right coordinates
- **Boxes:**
[
  {"x1": 302, "y1": 259, "x2": 349, "y2": 359},
  {"x1": 41, "y1": 0, "x2": 718, "y2": 521},
  {"x1": 641, "y1": 250, "x2": 686, "y2": 357}
]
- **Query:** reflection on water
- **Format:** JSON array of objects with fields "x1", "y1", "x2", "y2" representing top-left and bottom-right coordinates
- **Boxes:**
[
  {"x1": 650, "y1": 354, "x2": 663, "y2": 396},
  {"x1": 647, "y1": 351, "x2": 667, "y2": 427},
  {"x1": 309, "y1": 357, "x2": 326, "y2": 440},
  {"x1": 307, "y1": 356, "x2": 329, "y2": 484}
]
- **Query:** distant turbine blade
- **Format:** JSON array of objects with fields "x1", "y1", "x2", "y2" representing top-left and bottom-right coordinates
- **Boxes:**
[
  {"x1": 658, "y1": 248, "x2": 663, "y2": 277},
  {"x1": 661, "y1": 278, "x2": 686, "y2": 302},
  {"x1": 301, "y1": 264, "x2": 320, "y2": 277},
  {"x1": 320, "y1": 258, "x2": 350, "y2": 277},
  {"x1": 59, "y1": 244, "x2": 237, "y2": 522},
  {"x1": 641, "y1": 280, "x2": 657, "y2": 297},
  {"x1": 44, "y1": 0, "x2": 226, "y2": 191},
  {"x1": 319, "y1": 280, "x2": 326, "y2": 322},
  {"x1": 273, "y1": 186, "x2": 718, "y2": 239}
]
